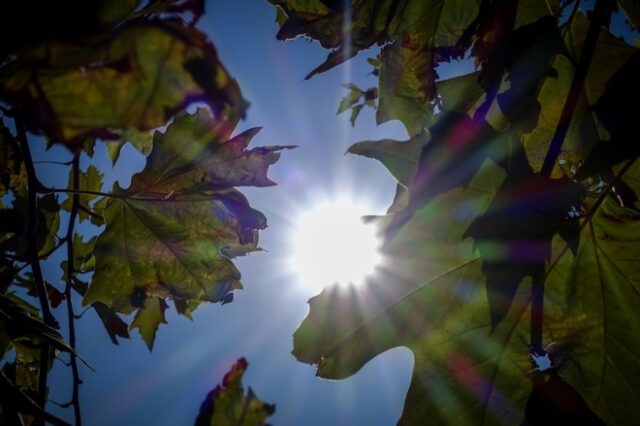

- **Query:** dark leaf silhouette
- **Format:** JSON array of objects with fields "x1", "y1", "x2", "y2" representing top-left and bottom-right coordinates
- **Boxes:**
[
  {"x1": 385, "y1": 111, "x2": 504, "y2": 240},
  {"x1": 618, "y1": 0, "x2": 640, "y2": 32},
  {"x1": 522, "y1": 12, "x2": 636, "y2": 174},
  {"x1": 0, "y1": 370, "x2": 70, "y2": 426},
  {"x1": 92, "y1": 302, "x2": 130, "y2": 345},
  {"x1": 464, "y1": 174, "x2": 585, "y2": 327},
  {"x1": 496, "y1": 16, "x2": 566, "y2": 134},
  {"x1": 0, "y1": 194, "x2": 60, "y2": 260},
  {"x1": 576, "y1": 50, "x2": 640, "y2": 179},
  {"x1": 522, "y1": 372, "x2": 605, "y2": 426},
  {"x1": 0, "y1": 293, "x2": 87, "y2": 362}
]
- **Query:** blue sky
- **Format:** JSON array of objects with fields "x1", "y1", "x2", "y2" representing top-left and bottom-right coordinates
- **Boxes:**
[{"x1": 43, "y1": 1, "x2": 420, "y2": 424}]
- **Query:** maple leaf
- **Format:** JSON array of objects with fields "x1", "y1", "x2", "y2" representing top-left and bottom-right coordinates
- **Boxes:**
[{"x1": 84, "y1": 108, "x2": 292, "y2": 350}]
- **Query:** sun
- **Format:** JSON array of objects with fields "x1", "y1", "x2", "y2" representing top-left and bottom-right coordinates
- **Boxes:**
[{"x1": 289, "y1": 197, "x2": 382, "y2": 291}]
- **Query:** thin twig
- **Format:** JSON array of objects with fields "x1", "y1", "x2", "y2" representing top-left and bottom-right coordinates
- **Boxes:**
[
  {"x1": 38, "y1": 237, "x2": 68, "y2": 259},
  {"x1": 65, "y1": 154, "x2": 83, "y2": 426},
  {"x1": 33, "y1": 160, "x2": 74, "y2": 166},
  {"x1": 15, "y1": 115, "x2": 57, "y2": 426}
]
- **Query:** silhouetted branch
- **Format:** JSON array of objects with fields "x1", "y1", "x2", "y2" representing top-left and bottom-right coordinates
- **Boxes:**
[
  {"x1": 65, "y1": 153, "x2": 83, "y2": 426},
  {"x1": 533, "y1": 0, "x2": 615, "y2": 368},
  {"x1": 15, "y1": 116, "x2": 57, "y2": 424}
]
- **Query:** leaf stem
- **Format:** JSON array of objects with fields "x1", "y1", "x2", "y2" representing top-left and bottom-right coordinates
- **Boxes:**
[
  {"x1": 65, "y1": 154, "x2": 82, "y2": 426},
  {"x1": 39, "y1": 186, "x2": 225, "y2": 203},
  {"x1": 39, "y1": 187, "x2": 130, "y2": 200},
  {"x1": 15, "y1": 115, "x2": 57, "y2": 424},
  {"x1": 540, "y1": 0, "x2": 615, "y2": 176}
]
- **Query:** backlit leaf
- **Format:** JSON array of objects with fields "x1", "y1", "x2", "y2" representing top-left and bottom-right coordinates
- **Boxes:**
[
  {"x1": 293, "y1": 158, "x2": 640, "y2": 424},
  {"x1": 130, "y1": 296, "x2": 168, "y2": 351},
  {"x1": 84, "y1": 108, "x2": 290, "y2": 349}
]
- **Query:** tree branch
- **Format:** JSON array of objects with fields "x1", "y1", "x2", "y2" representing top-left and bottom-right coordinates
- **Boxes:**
[
  {"x1": 65, "y1": 154, "x2": 82, "y2": 425},
  {"x1": 14, "y1": 116, "x2": 58, "y2": 425},
  {"x1": 540, "y1": 0, "x2": 615, "y2": 176},
  {"x1": 533, "y1": 0, "x2": 615, "y2": 359}
]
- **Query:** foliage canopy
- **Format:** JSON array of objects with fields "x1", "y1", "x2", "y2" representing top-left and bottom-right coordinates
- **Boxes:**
[{"x1": 270, "y1": 0, "x2": 640, "y2": 424}]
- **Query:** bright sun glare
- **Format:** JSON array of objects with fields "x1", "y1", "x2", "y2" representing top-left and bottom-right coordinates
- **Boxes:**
[{"x1": 290, "y1": 197, "x2": 382, "y2": 290}]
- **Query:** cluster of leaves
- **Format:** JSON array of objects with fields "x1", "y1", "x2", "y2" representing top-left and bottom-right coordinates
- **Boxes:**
[
  {"x1": 1, "y1": 0, "x2": 285, "y2": 424},
  {"x1": 337, "y1": 82, "x2": 378, "y2": 126},
  {"x1": 271, "y1": 0, "x2": 640, "y2": 424}
]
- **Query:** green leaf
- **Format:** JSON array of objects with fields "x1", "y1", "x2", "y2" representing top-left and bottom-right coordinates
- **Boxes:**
[
  {"x1": 130, "y1": 296, "x2": 168, "y2": 351},
  {"x1": 347, "y1": 132, "x2": 428, "y2": 188},
  {"x1": 349, "y1": 104, "x2": 364, "y2": 127},
  {"x1": 337, "y1": 84, "x2": 364, "y2": 114},
  {"x1": 195, "y1": 358, "x2": 275, "y2": 426},
  {"x1": 337, "y1": 84, "x2": 376, "y2": 127},
  {"x1": 383, "y1": 112, "x2": 505, "y2": 240},
  {"x1": 84, "y1": 109, "x2": 290, "y2": 349},
  {"x1": 0, "y1": 17, "x2": 247, "y2": 148},
  {"x1": 377, "y1": 0, "x2": 480, "y2": 135},
  {"x1": 107, "y1": 128, "x2": 154, "y2": 166}
]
